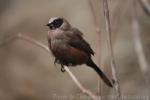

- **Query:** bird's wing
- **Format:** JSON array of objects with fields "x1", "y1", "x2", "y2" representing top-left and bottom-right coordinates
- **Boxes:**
[{"x1": 66, "y1": 28, "x2": 95, "y2": 56}]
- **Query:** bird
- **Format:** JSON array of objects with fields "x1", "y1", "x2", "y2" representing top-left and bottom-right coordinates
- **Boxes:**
[{"x1": 46, "y1": 17, "x2": 113, "y2": 87}]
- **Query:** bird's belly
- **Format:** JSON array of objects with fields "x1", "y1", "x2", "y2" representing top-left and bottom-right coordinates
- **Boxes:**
[{"x1": 51, "y1": 44, "x2": 89, "y2": 66}]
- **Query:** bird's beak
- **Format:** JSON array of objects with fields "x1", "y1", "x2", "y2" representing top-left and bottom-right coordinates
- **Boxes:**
[{"x1": 46, "y1": 23, "x2": 50, "y2": 26}]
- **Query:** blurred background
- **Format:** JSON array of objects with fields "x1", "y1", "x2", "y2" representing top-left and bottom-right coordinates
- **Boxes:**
[{"x1": 0, "y1": 0, "x2": 150, "y2": 100}]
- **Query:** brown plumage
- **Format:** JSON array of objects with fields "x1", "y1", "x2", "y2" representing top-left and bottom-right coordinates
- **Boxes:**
[{"x1": 47, "y1": 17, "x2": 113, "y2": 87}]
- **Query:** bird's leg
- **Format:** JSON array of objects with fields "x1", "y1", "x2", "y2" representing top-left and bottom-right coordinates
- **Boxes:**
[
  {"x1": 61, "y1": 64, "x2": 66, "y2": 72},
  {"x1": 54, "y1": 58, "x2": 65, "y2": 72}
]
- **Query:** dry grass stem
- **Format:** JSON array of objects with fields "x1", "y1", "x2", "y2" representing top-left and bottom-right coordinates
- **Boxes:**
[
  {"x1": 102, "y1": 0, "x2": 121, "y2": 99},
  {"x1": 88, "y1": 0, "x2": 102, "y2": 96},
  {"x1": 132, "y1": 0, "x2": 149, "y2": 83}
]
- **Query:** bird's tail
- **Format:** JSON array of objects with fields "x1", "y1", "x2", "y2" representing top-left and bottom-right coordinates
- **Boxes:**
[{"x1": 86, "y1": 59, "x2": 113, "y2": 88}]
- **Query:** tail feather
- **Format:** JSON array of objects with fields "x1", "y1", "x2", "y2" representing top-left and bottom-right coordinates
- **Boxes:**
[{"x1": 86, "y1": 59, "x2": 113, "y2": 88}]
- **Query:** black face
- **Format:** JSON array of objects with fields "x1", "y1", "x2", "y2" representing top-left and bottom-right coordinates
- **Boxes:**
[{"x1": 47, "y1": 18, "x2": 63, "y2": 30}]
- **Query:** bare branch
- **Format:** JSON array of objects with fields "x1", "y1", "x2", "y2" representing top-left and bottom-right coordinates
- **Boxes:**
[
  {"x1": 0, "y1": 34, "x2": 49, "y2": 53},
  {"x1": 131, "y1": 0, "x2": 150, "y2": 95},
  {"x1": 64, "y1": 67, "x2": 98, "y2": 100},
  {"x1": 132, "y1": 0, "x2": 149, "y2": 81},
  {"x1": 102, "y1": 0, "x2": 122, "y2": 99},
  {"x1": 88, "y1": 0, "x2": 101, "y2": 35},
  {"x1": 88, "y1": 0, "x2": 102, "y2": 96},
  {"x1": 0, "y1": 34, "x2": 98, "y2": 100}
]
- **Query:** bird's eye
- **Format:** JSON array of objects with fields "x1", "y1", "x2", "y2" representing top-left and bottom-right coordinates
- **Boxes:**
[{"x1": 52, "y1": 18, "x2": 63, "y2": 29}]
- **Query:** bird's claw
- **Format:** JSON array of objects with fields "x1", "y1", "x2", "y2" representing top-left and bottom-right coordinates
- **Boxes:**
[
  {"x1": 61, "y1": 65, "x2": 65, "y2": 72},
  {"x1": 54, "y1": 59, "x2": 65, "y2": 72}
]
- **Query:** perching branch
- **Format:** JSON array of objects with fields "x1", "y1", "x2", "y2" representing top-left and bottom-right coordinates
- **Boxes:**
[
  {"x1": 65, "y1": 67, "x2": 98, "y2": 100},
  {"x1": 102, "y1": 0, "x2": 121, "y2": 99},
  {"x1": 0, "y1": 34, "x2": 49, "y2": 53},
  {"x1": 0, "y1": 34, "x2": 98, "y2": 100}
]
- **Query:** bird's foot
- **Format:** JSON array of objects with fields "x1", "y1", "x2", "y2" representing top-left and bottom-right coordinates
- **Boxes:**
[{"x1": 61, "y1": 64, "x2": 65, "y2": 72}]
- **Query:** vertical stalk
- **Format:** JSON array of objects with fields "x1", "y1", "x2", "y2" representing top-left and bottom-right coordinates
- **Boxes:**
[{"x1": 102, "y1": 0, "x2": 121, "y2": 99}]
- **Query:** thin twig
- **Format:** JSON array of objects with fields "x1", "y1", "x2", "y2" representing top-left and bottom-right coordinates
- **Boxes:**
[
  {"x1": 132, "y1": 2, "x2": 149, "y2": 73},
  {"x1": 138, "y1": 0, "x2": 150, "y2": 16},
  {"x1": 131, "y1": 0, "x2": 150, "y2": 96},
  {"x1": 0, "y1": 34, "x2": 98, "y2": 100},
  {"x1": 0, "y1": 34, "x2": 49, "y2": 53},
  {"x1": 102, "y1": 0, "x2": 121, "y2": 99},
  {"x1": 88, "y1": 0, "x2": 102, "y2": 96},
  {"x1": 88, "y1": 0, "x2": 101, "y2": 34}
]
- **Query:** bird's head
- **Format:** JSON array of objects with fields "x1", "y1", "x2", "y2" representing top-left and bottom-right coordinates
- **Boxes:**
[{"x1": 46, "y1": 17, "x2": 70, "y2": 30}]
